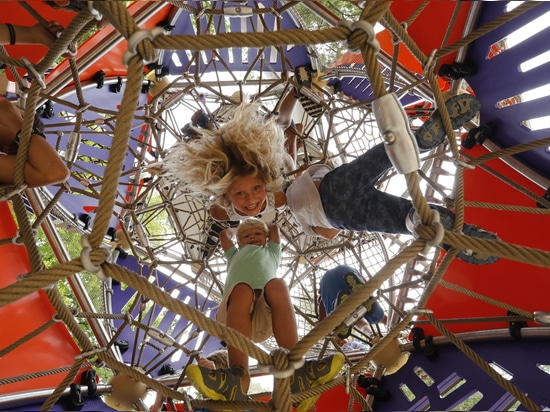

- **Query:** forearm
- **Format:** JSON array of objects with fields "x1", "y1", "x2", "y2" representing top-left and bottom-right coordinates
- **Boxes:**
[{"x1": 1, "y1": 23, "x2": 59, "y2": 47}]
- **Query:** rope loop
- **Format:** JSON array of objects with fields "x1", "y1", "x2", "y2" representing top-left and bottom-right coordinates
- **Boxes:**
[
  {"x1": 74, "y1": 346, "x2": 106, "y2": 361},
  {"x1": 452, "y1": 157, "x2": 476, "y2": 170},
  {"x1": 423, "y1": 49, "x2": 438, "y2": 74},
  {"x1": 344, "y1": 20, "x2": 380, "y2": 54},
  {"x1": 122, "y1": 26, "x2": 165, "y2": 66},
  {"x1": 21, "y1": 58, "x2": 46, "y2": 89},
  {"x1": 0, "y1": 184, "x2": 28, "y2": 203},
  {"x1": 80, "y1": 234, "x2": 110, "y2": 281},
  {"x1": 257, "y1": 348, "x2": 305, "y2": 379},
  {"x1": 12, "y1": 228, "x2": 38, "y2": 246}
]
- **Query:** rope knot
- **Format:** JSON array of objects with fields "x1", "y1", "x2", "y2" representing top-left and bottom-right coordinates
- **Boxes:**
[
  {"x1": 407, "y1": 208, "x2": 445, "y2": 255},
  {"x1": 122, "y1": 27, "x2": 166, "y2": 66},
  {"x1": 339, "y1": 19, "x2": 380, "y2": 54},
  {"x1": 257, "y1": 348, "x2": 305, "y2": 379},
  {"x1": 80, "y1": 234, "x2": 111, "y2": 281}
]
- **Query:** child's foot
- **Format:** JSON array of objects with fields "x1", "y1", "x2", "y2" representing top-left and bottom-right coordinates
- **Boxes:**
[
  {"x1": 291, "y1": 353, "x2": 345, "y2": 412},
  {"x1": 186, "y1": 365, "x2": 248, "y2": 401},
  {"x1": 408, "y1": 206, "x2": 500, "y2": 265},
  {"x1": 295, "y1": 65, "x2": 325, "y2": 119},
  {"x1": 415, "y1": 94, "x2": 481, "y2": 152},
  {"x1": 334, "y1": 271, "x2": 383, "y2": 338}
]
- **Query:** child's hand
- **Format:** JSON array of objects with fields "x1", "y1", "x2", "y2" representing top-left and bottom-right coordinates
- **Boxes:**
[
  {"x1": 31, "y1": 22, "x2": 64, "y2": 47},
  {"x1": 198, "y1": 357, "x2": 216, "y2": 370}
]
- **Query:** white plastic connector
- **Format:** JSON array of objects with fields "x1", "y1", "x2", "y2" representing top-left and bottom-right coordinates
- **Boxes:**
[{"x1": 372, "y1": 92, "x2": 420, "y2": 174}]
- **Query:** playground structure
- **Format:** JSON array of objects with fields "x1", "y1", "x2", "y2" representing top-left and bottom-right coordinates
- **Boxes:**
[{"x1": 0, "y1": 1, "x2": 550, "y2": 411}]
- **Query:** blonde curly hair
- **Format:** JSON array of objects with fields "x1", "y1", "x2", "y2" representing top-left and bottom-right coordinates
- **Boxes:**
[{"x1": 163, "y1": 102, "x2": 286, "y2": 206}]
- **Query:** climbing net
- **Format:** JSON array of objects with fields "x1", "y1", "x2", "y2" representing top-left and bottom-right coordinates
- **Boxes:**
[{"x1": 1, "y1": 2, "x2": 550, "y2": 411}]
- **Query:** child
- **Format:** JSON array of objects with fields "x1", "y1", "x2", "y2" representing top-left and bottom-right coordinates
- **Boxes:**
[
  {"x1": 186, "y1": 218, "x2": 345, "y2": 411},
  {"x1": 318, "y1": 265, "x2": 386, "y2": 339},
  {"x1": 165, "y1": 95, "x2": 499, "y2": 265}
]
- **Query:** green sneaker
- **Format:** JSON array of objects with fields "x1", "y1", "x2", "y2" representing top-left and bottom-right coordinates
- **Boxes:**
[
  {"x1": 291, "y1": 353, "x2": 345, "y2": 412},
  {"x1": 186, "y1": 365, "x2": 248, "y2": 401},
  {"x1": 335, "y1": 271, "x2": 376, "y2": 339},
  {"x1": 415, "y1": 94, "x2": 481, "y2": 152}
]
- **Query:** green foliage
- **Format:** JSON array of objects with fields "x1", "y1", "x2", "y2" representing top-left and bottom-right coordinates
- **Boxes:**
[{"x1": 295, "y1": 1, "x2": 362, "y2": 67}]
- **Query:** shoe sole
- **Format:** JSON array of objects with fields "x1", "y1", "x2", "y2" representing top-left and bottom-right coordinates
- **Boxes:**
[
  {"x1": 335, "y1": 272, "x2": 368, "y2": 339},
  {"x1": 186, "y1": 365, "x2": 227, "y2": 401},
  {"x1": 439, "y1": 212, "x2": 500, "y2": 265},
  {"x1": 295, "y1": 353, "x2": 346, "y2": 412},
  {"x1": 295, "y1": 65, "x2": 324, "y2": 118},
  {"x1": 415, "y1": 94, "x2": 481, "y2": 152}
]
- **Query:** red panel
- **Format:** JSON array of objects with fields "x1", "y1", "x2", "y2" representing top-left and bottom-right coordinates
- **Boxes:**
[
  {"x1": 419, "y1": 142, "x2": 550, "y2": 336},
  {"x1": 0, "y1": 201, "x2": 85, "y2": 394}
]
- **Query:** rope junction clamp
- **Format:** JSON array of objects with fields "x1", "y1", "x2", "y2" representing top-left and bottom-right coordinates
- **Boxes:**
[
  {"x1": 534, "y1": 311, "x2": 550, "y2": 325},
  {"x1": 88, "y1": 1, "x2": 103, "y2": 21},
  {"x1": 372, "y1": 92, "x2": 420, "y2": 174},
  {"x1": 80, "y1": 234, "x2": 110, "y2": 281},
  {"x1": 21, "y1": 57, "x2": 46, "y2": 89},
  {"x1": 12, "y1": 228, "x2": 38, "y2": 246},
  {"x1": 257, "y1": 354, "x2": 305, "y2": 379},
  {"x1": 123, "y1": 26, "x2": 166, "y2": 66}
]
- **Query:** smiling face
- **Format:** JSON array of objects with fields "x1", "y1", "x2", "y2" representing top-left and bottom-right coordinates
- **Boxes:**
[
  {"x1": 225, "y1": 174, "x2": 267, "y2": 217},
  {"x1": 238, "y1": 227, "x2": 268, "y2": 247}
]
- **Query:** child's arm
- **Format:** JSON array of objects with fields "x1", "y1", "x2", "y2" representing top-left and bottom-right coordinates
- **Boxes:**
[
  {"x1": 0, "y1": 101, "x2": 69, "y2": 188},
  {"x1": 1, "y1": 22, "x2": 63, "y2": 47},
  {"x1": 210, "y1": 203, "x2": 231, "y2": 221},
  {"x1": 219, "y1": 227, "x2": 237, "y2": 252},
  {"x1": 312, "y1": 226, "x2": 340, "y2": 240},
  {"x1": 268, "y1": 223, "x2": 281, "y2": 244}
]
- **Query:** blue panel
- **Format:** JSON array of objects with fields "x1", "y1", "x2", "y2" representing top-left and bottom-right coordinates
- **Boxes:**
[
  {"x1": 41, "y1": 78, "x2": 149, "y2": 228},
  {"x1": 114, "y1": 254, "x2": 222, "y2": 376},
  {"x1": 465, "y1": 2, "x2": 550, "y2": 180},
  {"x1": 372, "y1": 338, "x2": 550, "y2": 411},
  {"x1": 161, "y1": 2, "x2": 312, "y2": 76}
]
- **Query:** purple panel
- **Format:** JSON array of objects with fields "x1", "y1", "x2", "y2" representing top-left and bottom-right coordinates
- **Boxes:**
[
  {"x1": 465, "y1": 2, "x2": 550, "y2": 180},
  {"x1": 41, "y1": 78, "x2": 149, "y2": 228},
  {"x1": 114, "y1": 254, "x2": 222, "y2": 376},
  {"x1": 371, "y1": 337, "x2": 550, "y2": 411},
  {"x1": 161, "y1": 2, "x2": 312, "y2": 75}
]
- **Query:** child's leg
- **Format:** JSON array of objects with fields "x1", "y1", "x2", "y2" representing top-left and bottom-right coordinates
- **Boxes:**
[
  {"x1": 264, "y1": 278, "x2": 298, "y2": 349},
  {"x1": 318, "y1": 143, "x2": 413, "y2": 234},
  {"x1": 225, "y1": 283, "x2": 255, "y2": 391}
]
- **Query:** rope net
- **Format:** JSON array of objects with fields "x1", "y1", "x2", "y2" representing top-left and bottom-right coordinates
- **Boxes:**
[{"x1": 0, "y1": 2, "x2": 549, "y2": 411}]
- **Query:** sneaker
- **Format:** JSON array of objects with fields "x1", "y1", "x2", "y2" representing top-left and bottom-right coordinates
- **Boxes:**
[
  {"x1": 415, "y1": 94, "x2": 480, "y2": 152},
  {"x1": 409, "y1": 206, "x2": 500, "y2": 265},
  {"x1": 291, "y1": 353, "x2": 345, "y2": 412},
  {"x1": 295, "y1": 65, "x2": 325, "y2": 118},
  {"x1": 334, "y1": 271, "x2": 382, "y2": 339},
  {"x1": 186, "y1": 365, "x2": 248, "y2": 401},
  {"x1": 191, "y1": 110, "x2": 213, "y2": 129}
]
